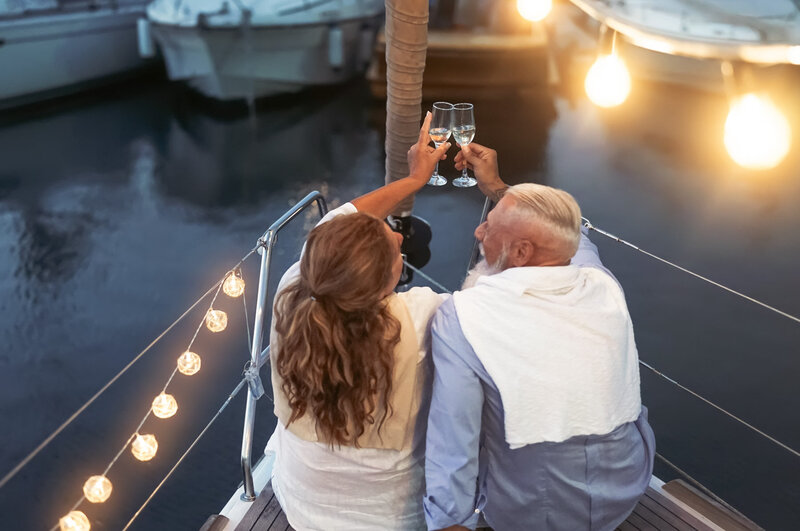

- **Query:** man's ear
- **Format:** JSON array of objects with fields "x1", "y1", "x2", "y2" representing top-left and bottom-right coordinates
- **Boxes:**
[{"x1": 510, "y1": 239, "x2": 535, "y2": 267}]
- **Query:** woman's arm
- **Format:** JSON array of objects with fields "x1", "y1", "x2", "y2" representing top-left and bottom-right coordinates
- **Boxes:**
[{"x1": 351, "y1": 112, "x2": 451, "y2": 218}]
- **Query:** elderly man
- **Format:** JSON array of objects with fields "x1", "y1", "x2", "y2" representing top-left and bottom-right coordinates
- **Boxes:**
[{"x1": 423, "y1": 143, "x2": 655, "y2": 531}]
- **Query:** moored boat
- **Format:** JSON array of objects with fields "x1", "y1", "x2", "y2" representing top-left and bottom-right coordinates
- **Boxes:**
[
  {"x1": 141, "y1": 0, "x2": 384, "y2": 101},
  {"x1": 0, "y1": 0, "x2": 155, "y2": 109}
]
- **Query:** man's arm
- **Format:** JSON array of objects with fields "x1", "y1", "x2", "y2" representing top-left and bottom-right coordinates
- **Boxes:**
[
  {"x1": 424, "y1": 301, "x2": 484, "y2": 531},
  {"x1": 351, "y1": 111, "x2": 450, "y2": 218}
]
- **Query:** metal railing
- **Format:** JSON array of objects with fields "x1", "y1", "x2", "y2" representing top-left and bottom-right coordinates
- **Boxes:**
[{"x1": 239, "y1": 191, "x2": 328, "y2": 501}]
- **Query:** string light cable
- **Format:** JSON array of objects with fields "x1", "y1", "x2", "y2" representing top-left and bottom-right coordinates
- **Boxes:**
[
  {"x1": 0, "y1": 247, "x2": 260, "y2": 493},
  {"x1": 48, "y1": 260, "x2": 256, "y2": 530},
  {"x1": 121, "y1": 377, "x2": 249, "y2": 531}
]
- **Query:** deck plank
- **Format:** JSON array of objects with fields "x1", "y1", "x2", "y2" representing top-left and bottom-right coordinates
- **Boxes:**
[
  {"x1": 268, "y1": 511, "x2": 292, "y2": 531},
  {"x1": 237, "y1": 483, "x2": 740, "y2": 531},
  {"x1": 235, "y1": 484, "x2": 284, "y2": 531},
  {"x1": 641, "y1": 486, "x2": 719, "y2": 530},
  {"x1": 631, "y1": 501, "x2": 681, "y2": 531}
]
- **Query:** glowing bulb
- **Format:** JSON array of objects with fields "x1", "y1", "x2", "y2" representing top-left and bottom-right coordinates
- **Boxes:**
[
  {"x1": 59, "y1": 510, "x2": 90, "y2": 531},
  {"x1": 205, "y1": 309, "x2": 228, "y2": 333},
  {"x1": 517, "y1": 0, "x2": 551, "y2": 21},
  {"x1": 177, "y1": 350, "x2": 201, "y2": 375},
  {"x1": 585, "y1": 54, "x2": 631, "y2": 108},
  {"x1": 151, "y1": 392, "x2": 178, "y2": 419},
  {"x1": 787, "y1": 46, "x2": 800, "y2": 65},
  {"x1": 83, "y1": 475, "x2": 112, "y2": 503},
  {"x1": 131, "y1": 433, "x2": 158, "y2": 461},
  {"x1": 724, "y1": 93, "x2": 791, "y2": 170},
  {"x1": 222, "y1": 271, "x2": 245, "y2": 298}
]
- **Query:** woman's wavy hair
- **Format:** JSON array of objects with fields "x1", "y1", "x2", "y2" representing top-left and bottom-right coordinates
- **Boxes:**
[{"x1": 274, "y1": 213, "x2": 401, "y2": 447}]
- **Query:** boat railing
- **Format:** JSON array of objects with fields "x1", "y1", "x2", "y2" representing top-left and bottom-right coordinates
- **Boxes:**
[{"x1": 239, "y1": 191, "x2": 328, "y2": 501}]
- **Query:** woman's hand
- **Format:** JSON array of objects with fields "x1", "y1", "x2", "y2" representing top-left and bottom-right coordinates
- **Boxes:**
[{"x1": 408, "y1": 111, "x2": 451, "y2": 186}]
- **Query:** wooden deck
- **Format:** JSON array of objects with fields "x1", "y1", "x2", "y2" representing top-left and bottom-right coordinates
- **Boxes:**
[{"x1": 203, "y1": 478, "x2": 761, "y2": 531}]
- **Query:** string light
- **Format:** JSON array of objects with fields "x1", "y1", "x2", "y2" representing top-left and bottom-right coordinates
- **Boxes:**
[
  {"x1": 59, "y1": 510, "x2": 90, "y2": 531},
  {"x1": 205, "y1": 309, "x2": 228, "y2": 333},
  {"x1": 177, "y1": 351, "x2": 201, "y2": 376},
  {"x1": 222, "y1": 271, "x2": 245, "y2": 298},
  {"x1": 724, "y1": 93, "x2": 791, "y2": 170},
  {"x1": 151, "y1": 393, "x2": 178, "y2": 419},
  {"x1": 787, "y1": 45, "x2": 800, "y2": 65},
  {"x1": 585, "y1": 53, "x2": 631, "y2": 108},
  {"x1": 517, "y1": 0, "x2": 551, "y2": 22},
  {"x1": 83, "y1": 475, "x2": 112, "y2": 503},
  {"x1": 131, "y1": 433, "x2": 158, "y2": 461}
]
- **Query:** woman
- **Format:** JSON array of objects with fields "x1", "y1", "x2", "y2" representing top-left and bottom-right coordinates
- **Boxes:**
[{"x1": 266, "y1": 114, "x2": 451, "y2": 530}]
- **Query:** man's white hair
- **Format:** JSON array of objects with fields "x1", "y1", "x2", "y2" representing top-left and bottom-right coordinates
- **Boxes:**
[{"x1": 504, "y1": 183, "x2": 582, "y2": 258}]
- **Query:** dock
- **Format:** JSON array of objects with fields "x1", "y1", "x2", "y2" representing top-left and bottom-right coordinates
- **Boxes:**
[
  {"x1": 367, "y1": 28, "x2": 549, "y2": 101},
  {"x1": 201, "y1": 476, "x2": 762, "y2": 531}
]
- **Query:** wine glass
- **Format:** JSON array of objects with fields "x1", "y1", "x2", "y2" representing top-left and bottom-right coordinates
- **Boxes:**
[
  {"x1": 452, "y1": 103, "x2": 476, "y2": 188},
  {"x1": 427, "y1": 102, "x2": 453, "y2": 186}
]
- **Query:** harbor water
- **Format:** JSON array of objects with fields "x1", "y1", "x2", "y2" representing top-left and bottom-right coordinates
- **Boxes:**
[{"x1": 1, "y1": 72, "x2": 799, "y2": 529}]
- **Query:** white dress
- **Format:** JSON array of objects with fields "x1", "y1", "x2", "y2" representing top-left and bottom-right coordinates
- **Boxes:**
[{"x1": 265, "y1": 203, "x2": 446, "y2": 530}]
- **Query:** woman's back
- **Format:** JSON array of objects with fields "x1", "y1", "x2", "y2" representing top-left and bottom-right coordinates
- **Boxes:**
[{"x1": 266, "y1": 204, "x2": 444, "y2": 530}]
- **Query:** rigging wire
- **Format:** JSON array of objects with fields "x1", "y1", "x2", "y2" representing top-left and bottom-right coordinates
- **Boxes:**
[
  {"x1": 640, "y1": 360, "x2": 800, "y2": 459},
  {"x1": 121, "y1": 378, "x2": 248, "y2": 531},
  {"x1": 0, "y1": 248, "x2": 259, "y2": 492},
  {"x1": 582, "y1": 217, "x2": 800, "y2": 326},
  {"x1": 403, "y1": 261, "x2": 452, "y2": 294}
]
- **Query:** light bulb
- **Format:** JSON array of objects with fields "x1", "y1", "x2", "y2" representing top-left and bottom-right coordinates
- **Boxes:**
[
  {"x1": 131, "y1": 433, "x2": 158, "y2": 461},
  {"x1": 585, "y1": 53, "x2": 631, "y2": 108},
  {"x1": 787, "y1": 45, "x2": 800, "y2": 65},
  {"x1": 223, "y1": 271, "x2": 245, "y2": 298},
  {"x1": 83, "y1": 475, "x2": 112, "y2": 503},
  {"x1": 59, "y1": 510, "x2": 90, "y2": 531},
  {"x1": 724, "y1": 93, "x2": 791, "y2": 170},
  {"x1": 517, "y1": 0, "x2": 551, "y2": 21},
  {"x1": 151, "y1": 392, "x2": 178, "y2": 419},
  {"x1": 205, "y1": 309, "x2": 228, "y2": 333},
  {"x1": 177, "y1": 351, "x2": 201, "y2": 376}
]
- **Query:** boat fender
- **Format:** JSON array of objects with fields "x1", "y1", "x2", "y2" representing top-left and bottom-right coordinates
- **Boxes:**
[
  {"x1": 328, "y1": 25, "x2": 344, "y2": 69},
  {"x1": 137, "y1": 18, "x2": 155, "y2": 58},
  {"x1": 357, "y1": 23, "x2": 374, "y2": 67}
]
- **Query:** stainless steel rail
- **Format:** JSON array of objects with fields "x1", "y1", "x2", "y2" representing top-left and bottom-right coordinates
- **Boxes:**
[{"x1": 240, "y1": 191, "x2": 328, "y2": 501}]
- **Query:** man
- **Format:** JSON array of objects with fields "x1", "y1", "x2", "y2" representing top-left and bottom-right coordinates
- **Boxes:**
[{"x1": 423, "y1": 143, "x2": 655, "y2": 531}]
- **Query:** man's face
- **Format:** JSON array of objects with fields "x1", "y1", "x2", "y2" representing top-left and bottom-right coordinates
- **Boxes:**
[{"x1": 474, "y1": 196, "x2": 514, "y2": 270}]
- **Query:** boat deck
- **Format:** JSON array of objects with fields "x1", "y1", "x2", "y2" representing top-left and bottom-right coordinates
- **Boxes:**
[{"x1": 202, "y1": 478, "x2": 761, "y2": 531}]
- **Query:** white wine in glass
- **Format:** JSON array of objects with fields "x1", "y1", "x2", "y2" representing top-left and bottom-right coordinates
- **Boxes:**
[
  {"x1": 428, "y1": 102, "x2": 453, "y2": 186},
  {"x1": 452, "y1": 103, "x2": 477, "y2": 188}
]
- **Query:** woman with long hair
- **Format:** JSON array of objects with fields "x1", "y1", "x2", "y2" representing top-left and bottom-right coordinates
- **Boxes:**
[{"x1": 266, "y1": 114, "x2": 450, "y2": 530}]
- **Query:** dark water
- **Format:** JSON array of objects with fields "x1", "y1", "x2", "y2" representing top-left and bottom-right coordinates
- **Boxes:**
[{"x1": 0, "y1": 68, "x2": 798, "y2": 530}]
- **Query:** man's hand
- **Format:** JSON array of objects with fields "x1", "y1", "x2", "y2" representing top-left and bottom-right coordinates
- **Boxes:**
[
  {"x1": 454, "y1": 142, "x2": 507, "y2": 201},
  {"x1": 408, "y1": 111, "x2": 451, "y2": 186}
]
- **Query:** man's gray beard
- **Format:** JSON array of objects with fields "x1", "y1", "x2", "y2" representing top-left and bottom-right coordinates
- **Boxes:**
[{"x1": 461, "y1": 257, "x2": 502, "y2": 290}]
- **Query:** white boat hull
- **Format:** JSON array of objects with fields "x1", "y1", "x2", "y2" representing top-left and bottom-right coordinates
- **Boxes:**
[
  {"x1": 0, "y1": 6, "x2": 154, "y2": 107},
  {"x1": 149, "y1": 17, "x2": 381, "y2": 100}
]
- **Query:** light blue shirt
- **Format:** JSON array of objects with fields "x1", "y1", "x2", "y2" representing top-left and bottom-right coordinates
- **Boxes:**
[{"x1": 423, "y1": 231, "x2": 656, "y2": 531}]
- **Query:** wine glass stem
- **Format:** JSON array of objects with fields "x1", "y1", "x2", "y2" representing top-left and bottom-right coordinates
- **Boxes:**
[
  {"x1": 461, "y1": 167, "x2": 468, "y2": 179},
  {"x1": 435, "y1": 161, "x2": 440, "y2": 176}
]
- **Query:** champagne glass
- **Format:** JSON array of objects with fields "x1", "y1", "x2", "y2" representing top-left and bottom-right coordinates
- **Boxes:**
[
  {"x1": 427, "y1": 102, "x2": 453, "y2": 186},
  {"x1": 452, "y1": 103, "x2": 477, "y2": 188}
]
